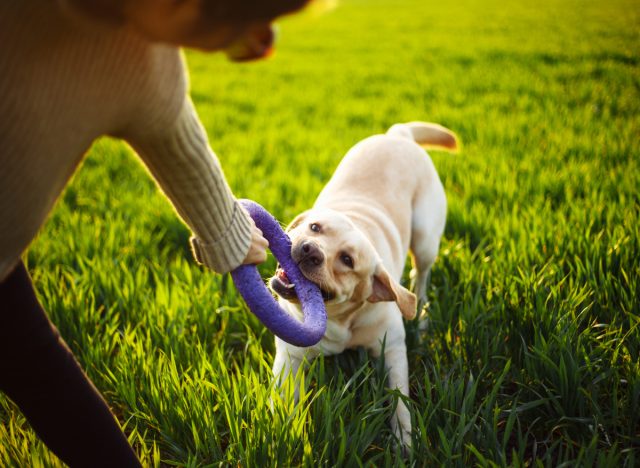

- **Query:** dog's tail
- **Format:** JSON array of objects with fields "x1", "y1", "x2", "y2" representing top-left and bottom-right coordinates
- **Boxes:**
[{"x1": 387, "y1": 122, "x2": 459, "y2": 152}]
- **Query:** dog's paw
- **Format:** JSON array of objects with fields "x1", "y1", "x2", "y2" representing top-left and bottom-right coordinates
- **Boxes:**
[{"x1": 391, "y1": 411, "x2": 412, "y2": 451}]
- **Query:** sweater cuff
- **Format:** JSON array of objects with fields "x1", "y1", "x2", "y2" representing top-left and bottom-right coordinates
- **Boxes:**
[{"x1": 190, "y1": 202, "x2": 253, "y2": 274}]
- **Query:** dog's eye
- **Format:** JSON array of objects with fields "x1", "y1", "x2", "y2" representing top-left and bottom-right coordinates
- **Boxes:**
[
  {"x1": 310, "y1": 223, "x2": 321, "y2": 233},
  {"x1": 340, "y1": 253, "x2": 354, "y2": 268}
]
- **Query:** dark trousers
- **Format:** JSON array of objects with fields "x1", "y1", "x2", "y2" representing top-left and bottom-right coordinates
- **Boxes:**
[{"x1": 0, "y1": 262, "x2": 141, "y2": 467}]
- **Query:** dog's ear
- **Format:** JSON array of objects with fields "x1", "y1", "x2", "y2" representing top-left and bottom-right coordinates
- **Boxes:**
[
  {"x1": 367, "y1": 263, "x2": 417, "y2": 319},
  {"x1": 286, "y1": 211, "x2": 310, "y2": 232}
]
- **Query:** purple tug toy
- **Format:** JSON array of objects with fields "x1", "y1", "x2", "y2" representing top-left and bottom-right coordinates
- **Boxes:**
[{"x1": 230, "y1": 200, "x2": 327, "y2": 347}]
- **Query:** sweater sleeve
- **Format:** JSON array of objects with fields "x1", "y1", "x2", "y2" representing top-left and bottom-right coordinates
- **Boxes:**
[{"x1": 125, "y1": 97, "x2": 253, "y2": 274}]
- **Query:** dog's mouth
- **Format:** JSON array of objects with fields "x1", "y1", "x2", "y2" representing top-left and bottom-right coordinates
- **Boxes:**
[
  {"x1": 270, "y1": 267, "x2": 297, "y2": 301},
  {"x1": 270, "y1": 266, "x2": 335, "y2": 302}
]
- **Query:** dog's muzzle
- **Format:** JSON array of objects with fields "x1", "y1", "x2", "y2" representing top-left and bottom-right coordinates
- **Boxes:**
[{"x1": 270, "y1": 262, "x2": 335, "y2": 303}]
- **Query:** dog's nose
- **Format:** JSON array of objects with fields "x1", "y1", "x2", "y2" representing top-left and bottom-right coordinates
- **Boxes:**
[{"x1": 296, "y1": 241, "x2": 324, "y2": 267}]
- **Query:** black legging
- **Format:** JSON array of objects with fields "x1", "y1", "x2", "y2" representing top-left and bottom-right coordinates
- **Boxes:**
[{"x1": 0, "y1": 262, "x2": 141, "y2": 467}]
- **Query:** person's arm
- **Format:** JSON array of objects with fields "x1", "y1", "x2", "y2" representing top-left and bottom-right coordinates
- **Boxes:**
[{"x1": 125, "y1": 96, "x2": 265, "y2": 273}]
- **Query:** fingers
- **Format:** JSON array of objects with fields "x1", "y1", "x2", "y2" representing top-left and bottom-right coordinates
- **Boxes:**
[{"x1": 242, "y1": 225, "x2": 269, "y2": 265}]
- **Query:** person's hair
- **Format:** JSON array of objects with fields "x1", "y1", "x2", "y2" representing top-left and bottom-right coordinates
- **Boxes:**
[
  {"x1": 203, "y1": 0, "x2": 311, "y2": 24},
  {"x1": 63, "y1": 0, "x2": 312, "y2": 26}
]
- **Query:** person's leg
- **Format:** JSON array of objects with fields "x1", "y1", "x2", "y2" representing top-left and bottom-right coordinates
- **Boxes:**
[{"x1": 0, "y1": 261, "x2": 141, "y2": 467}]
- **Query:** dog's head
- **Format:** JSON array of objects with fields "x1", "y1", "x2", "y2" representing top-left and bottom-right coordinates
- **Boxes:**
[
  {"x1": 270, "y1": 208, "x2": 417, "y2": 320},
  {"x1": 68, "y1": 0, "x2": 311, "y2": 59}
]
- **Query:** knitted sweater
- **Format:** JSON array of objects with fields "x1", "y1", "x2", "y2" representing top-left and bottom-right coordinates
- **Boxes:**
[{"x1": 0, "y1": 1, "x2": 254, "y2": 281}]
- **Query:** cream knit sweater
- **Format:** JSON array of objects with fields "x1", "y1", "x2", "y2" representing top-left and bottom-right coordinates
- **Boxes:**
[{"x1": 0, "y1": 1, "x2": 254, "y2": 281}]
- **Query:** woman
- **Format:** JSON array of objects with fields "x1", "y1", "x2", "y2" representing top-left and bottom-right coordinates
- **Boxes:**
[{"x1": 0, "y1": 0, "x2": 310, "y2": 465}]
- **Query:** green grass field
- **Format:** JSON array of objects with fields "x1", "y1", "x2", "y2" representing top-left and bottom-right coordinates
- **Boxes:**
[{"x1": 1, "y1": 0, "x2": 639, "y2": 465}]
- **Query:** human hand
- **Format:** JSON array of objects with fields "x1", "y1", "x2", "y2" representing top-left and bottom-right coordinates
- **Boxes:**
[{"x1": 242, "y1": 218, "x2": 269, "y2": 265}]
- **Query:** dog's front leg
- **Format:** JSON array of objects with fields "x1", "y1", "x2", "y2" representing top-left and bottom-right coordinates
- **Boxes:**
[
  {"x1": 272, "y1": 338, "x2": 305, "y2": 403},
  {"x1": 383, "y1": 343, "x2": 412, "y2": 447}
]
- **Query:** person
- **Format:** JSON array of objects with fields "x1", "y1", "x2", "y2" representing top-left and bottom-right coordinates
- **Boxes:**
[{"x1": 0, "y1": 0, "x2": 310, "y2": 465}]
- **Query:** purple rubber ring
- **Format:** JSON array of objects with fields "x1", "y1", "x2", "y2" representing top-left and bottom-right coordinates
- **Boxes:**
[{"x1": 230, "y1": 199, "x2": 327, "y2": 347}]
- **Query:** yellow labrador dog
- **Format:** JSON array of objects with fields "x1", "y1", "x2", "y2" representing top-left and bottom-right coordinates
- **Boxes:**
[{"x1": 270, "y1": 122, "x2": 458, "y2": 446}]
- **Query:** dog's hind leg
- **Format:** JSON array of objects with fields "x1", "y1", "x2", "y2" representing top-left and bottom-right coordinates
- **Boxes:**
[
  {"x1": 409, "y1": 263, "x2": 431, "y2": 311},
  {"x1": 409, "y1": 249, "x2": 435, "y2": 313},
  {"x1": 409, "y1": 179, "x2": 446, "y2": 313}
]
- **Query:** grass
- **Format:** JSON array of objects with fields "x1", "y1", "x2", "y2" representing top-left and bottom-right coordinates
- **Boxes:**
[{"x1": 1, "y1": 0, "x2": 639, "y2": 465}]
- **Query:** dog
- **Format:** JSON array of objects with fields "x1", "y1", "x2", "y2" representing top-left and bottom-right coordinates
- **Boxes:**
[{"x1": 269, "y1": 122, "x2": 458, "y2": 446}]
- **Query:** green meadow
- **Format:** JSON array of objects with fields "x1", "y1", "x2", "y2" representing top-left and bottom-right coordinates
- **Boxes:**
[{"x1": 1, "y1": 0, "x2": 638, "y2": 465}]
